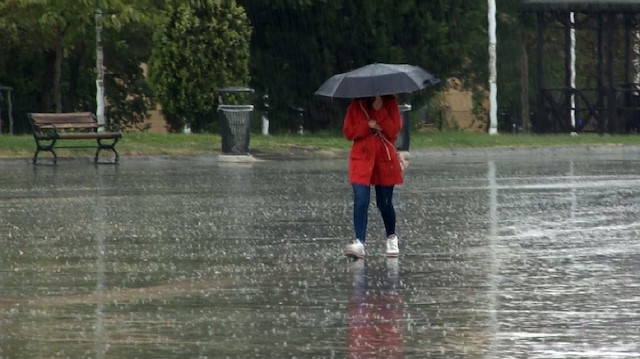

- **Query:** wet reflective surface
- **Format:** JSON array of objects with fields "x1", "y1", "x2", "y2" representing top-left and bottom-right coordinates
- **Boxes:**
[{"x1": 2, "y1": 150, "x2": 640, "y2": 358}]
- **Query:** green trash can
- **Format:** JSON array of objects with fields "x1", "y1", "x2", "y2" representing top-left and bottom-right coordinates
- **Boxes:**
[
  {"x1": 395, "y1": 104, "x2": 412, "y2": 151},
  {"x1": 218, "y1": 104, "x2": 254, "y2": 154},
  {"x1": 218, "y1": 87, "x2": 255, "y2": 154}
]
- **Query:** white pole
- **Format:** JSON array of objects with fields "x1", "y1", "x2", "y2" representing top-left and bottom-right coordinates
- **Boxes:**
[
  {"x1": 635, "y1": 31, "x2": 640, "y2": 91},
  {"x1": 262, "y1": 94, "x2": 269, "y2": 135},
  {"x1": 95, "y1": 4, "x2": 105, "y2": 126},
  {"x1": 488, "y1": 0, "x2": 498, "y2": 135},
  {"x1": 262, "y1": 115, "x2": 269, "y2": 135},
  {"x1": 570, "y1": 12, "x2": 577, "y2": 134}
]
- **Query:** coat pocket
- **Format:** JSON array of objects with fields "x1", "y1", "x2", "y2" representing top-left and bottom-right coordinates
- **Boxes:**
[{"x1": 350, "y1": 145, "x2": 369, "y2": 160}]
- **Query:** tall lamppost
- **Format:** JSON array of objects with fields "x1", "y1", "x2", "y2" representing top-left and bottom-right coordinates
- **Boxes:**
[
  {"x1": 488, "y1": 0, "x2": 498, "y2": 134},
  {"x1": 95, "y1": 0, "x2": 105, "y2": 126}
]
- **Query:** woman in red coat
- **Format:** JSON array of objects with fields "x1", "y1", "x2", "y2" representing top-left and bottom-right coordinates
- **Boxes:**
[{"x1": 343, "y1": 95, "x2": 403, "y2": 259}]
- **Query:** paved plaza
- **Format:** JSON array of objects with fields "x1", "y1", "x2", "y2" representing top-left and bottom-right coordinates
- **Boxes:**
[{"x1": 2, "y1": 147, "x2": 640, "y2": 358}]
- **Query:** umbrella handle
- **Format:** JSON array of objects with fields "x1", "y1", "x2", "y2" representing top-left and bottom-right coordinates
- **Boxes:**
[
  {"x1": 359, "y1": 100, "x2": 397, "y2": 162},
  {"x1": 359, "y1": 101, "x2": 381, "y2": 132}
]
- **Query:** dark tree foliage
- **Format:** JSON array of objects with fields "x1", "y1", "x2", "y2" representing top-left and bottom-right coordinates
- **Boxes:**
[
  {"x1": 103, "y1": 21, "x2": 155, "y2": 131},
  {"x1": 0, "y1": 0, "x2": 159, "y2": 133},
  {"x1": 148, "y1": 0, "x2": 252, "y2": 133},
  {"x1": 240, "y1": 0, "x2": 487, "y2": 132},
  {"x1": 0, "y1": 0, "x2": 547, "y2": 135}
]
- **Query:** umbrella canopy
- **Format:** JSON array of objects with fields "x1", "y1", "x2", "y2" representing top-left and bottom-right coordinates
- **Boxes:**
[{"x1": 315, "y1": 63, "x2": 440, "y2": 98}]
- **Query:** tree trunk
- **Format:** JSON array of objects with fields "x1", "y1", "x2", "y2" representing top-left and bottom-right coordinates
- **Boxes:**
[
  {"x1": 8, "y1": 89, "x2": 13, "y2": 135},
  {"x1": 520, "y1": 29, "x2": 530, "y2": 132},
  {"x1": 54, "y1": 31, "x2": 64, "y2": 113},
  {"x1": 41, "y1": 50, "x2": 56, "y2": 112},
  {"x1": 67, "y1": 56, "x2": 79, "y2": 112},
  {"x1": 67, "y1": 44, "x2": 86, "y2": 111}
]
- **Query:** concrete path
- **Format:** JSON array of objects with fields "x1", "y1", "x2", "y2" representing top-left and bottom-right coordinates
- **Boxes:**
[{"x1": 1, "y1": 148, "x2": 640, "y2": 358}]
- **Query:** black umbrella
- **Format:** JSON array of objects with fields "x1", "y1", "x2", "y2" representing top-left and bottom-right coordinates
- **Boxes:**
[{"x1": 315, "y1": 63, "x2": 440, "y2": 98}]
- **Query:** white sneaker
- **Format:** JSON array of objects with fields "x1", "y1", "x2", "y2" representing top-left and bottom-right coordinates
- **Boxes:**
[
  {"x1": 345, "y1": 239, "x2": 365, "y2": 259},
  {"x1": 386, "y1": 234, "x2": 399, "y2": 257}
]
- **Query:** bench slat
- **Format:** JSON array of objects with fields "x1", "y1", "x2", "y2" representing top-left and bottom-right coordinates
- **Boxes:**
[
  {"x1": 58, "y1": 132, "x2": 121, "y2": 140},
  {"x1": 30, "y1": 112, "x2": 95, "y2": 124},
  {"x1": 38, "y1": 123, "x2": 98, "y2": 130}
]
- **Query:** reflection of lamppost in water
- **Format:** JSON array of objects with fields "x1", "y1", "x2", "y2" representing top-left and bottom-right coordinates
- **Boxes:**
[
  {"x1": 487, "y1": 161, "x2": 499, "y2": 358},
  {"x1": 347, "y1": 259, "x2": 403, "y2": 358},
  {"x1": 94, "y1": 171, "x2": 107, "y2": 359},
  {"x1": 569, "y1": 160, "x2": 576, "y2": 222}
]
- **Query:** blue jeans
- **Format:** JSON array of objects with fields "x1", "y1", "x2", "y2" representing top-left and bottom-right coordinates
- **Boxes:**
[{"x1": 352, "y1": 184, "x2": 396, "y2": 244}]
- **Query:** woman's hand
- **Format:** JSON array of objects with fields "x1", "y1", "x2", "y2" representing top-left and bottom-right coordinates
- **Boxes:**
[
  {"x1": 368, "y1": 119, "x2": 382, "y2": 132},
  {"x1": 372, "y1": 95, "x2": 383, "y2": 111}
]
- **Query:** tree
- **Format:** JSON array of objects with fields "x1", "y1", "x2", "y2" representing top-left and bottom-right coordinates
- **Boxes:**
[
  {"x1": 102, "y1": 17, "x2": 157, "y2": 131},
  {"x1": 488, "y1": 0, "x2": 537, "y2": 133},
  {"x1": 148, "y1": 0, "x2": 252, "y2": 133},
  {"x1": 0, "y1": 0, "x2": 159, "y2": 132},
  {"x1": 240, "y1": 0, "x2": 487, "y2": 132},
  {"x1": 0, "y1": 0, "x2": 86, "y2": 112}
]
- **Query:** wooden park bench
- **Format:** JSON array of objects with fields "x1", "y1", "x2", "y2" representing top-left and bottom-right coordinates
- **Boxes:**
[{"x1": 29, "y1": 112, "x2": 122, "y2": 164}]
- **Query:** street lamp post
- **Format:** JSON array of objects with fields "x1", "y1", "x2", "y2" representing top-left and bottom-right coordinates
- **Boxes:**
[
  {"x1": 95, "y1": 1, "x2": 105, "y2": 126},
  {"x1": 488, "y1": 0, "x2": 499, "y2": 135}
]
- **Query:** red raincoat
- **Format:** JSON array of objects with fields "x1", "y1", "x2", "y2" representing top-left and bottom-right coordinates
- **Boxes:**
[{"x1": 343, "y1": 96, "x2": 403, "y2": 186}]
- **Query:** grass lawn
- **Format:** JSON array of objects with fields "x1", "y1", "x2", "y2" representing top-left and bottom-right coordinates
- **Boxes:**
[{"x1": 2, "y1": 130, "x2": 640, "y2": 159}]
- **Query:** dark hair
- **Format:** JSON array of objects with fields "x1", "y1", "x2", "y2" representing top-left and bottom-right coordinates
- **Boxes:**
[{"x1": 356, "y1": 95, "x2": 396, "y2": 106}]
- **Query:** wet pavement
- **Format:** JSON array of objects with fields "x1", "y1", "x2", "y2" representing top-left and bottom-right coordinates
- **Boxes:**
[{"x1": 1, "y1": 148, "x2": 640, "y2": 358}]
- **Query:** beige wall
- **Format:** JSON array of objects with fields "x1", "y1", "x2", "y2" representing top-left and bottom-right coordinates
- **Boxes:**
[
  {"x1": 440, "y1": 79, "x2": 487, "y2": 132},
  {"x1": 146, "y1": 108, "x2": 169, "y2": 133}
]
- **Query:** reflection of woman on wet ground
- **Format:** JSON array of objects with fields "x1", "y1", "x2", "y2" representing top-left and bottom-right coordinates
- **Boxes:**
[
  {"x1": 348, "y1": 259, "x2": 403, "y2": 358},
  {"x1": 343, "y1": 95, "x2": 404, "y2": 259}
]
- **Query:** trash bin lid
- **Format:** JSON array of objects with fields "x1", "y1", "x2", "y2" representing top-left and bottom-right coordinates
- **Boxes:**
[
  {"x1": 218, "y1": 104, "x2": 254, "y2": 111},
  {"x1": 218, "y1": 86, "x2": 255, "y2": 94}
]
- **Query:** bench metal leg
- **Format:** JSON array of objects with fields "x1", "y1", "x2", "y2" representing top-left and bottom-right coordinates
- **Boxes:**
[
  {"x1": 32, "y1": 136, "x2": 119, "y2": 165},
  {"x1": 95, "y1": 138, "x2": 120, "y2": 164},
  {"x1": 33, "y1": 138, "x2": 57, "y2": 165},
  {"x1": 32, "y1": 150, "x2": 57, "y2": 165},
  {"x1": 95, "y1": 147, "x2": 120, "y2": 163}
]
